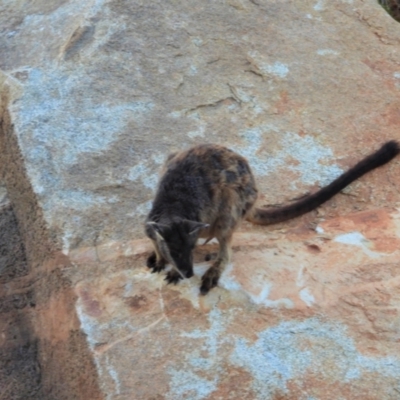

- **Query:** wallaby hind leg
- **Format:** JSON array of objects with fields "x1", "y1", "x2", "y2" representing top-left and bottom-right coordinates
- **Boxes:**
[{"x1": 200, "y1": 233, "x2": 233, "y2": 295}]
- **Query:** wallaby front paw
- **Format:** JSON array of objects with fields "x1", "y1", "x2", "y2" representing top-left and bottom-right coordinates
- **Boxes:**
[
  {"x1": 165, "y1": 270, "x2": 182, "y2": 285},
  {"x1": 146, "y1": 252, "x2": 166, "y2": 273}
]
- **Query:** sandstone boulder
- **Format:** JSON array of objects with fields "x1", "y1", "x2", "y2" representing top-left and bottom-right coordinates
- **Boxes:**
[{"x1": 1, "y1": 0, "x2": 400, "y2": 399}]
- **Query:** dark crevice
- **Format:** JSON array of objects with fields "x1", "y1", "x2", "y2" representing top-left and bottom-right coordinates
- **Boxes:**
[{"x1": 379, "y1": 0, "x2": 400, "y2": 22}]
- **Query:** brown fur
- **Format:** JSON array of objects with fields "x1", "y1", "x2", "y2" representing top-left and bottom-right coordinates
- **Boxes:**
[{"x1": 145, "y1": 141, "x2": 399, "y2": 294}]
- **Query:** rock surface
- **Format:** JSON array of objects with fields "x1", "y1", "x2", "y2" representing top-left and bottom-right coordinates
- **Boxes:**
[
  {"x1": 0, "y1": 185, "x2": 103, "y2": 399},
  {"x1": 1, "y1": 0, "x2": 400, "y2": 399},
  {"x1": 1, "y1": 0, "x2": 400, "y2": 252},
  {"x1": 69, "y1": 208, "x2": 400, "y2": 399}
]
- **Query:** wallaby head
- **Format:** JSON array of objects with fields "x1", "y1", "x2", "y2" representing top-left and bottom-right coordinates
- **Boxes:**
[{"x1": 145, "y1": 219, "x2": 209, "y2": 279}]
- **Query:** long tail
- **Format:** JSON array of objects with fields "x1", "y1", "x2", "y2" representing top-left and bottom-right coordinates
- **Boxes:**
[{"x1": 247, "y1": 140, "x2": 400, "y2": 225}]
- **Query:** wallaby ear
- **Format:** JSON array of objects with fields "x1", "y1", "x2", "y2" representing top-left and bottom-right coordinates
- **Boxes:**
[
  {"x1": 145, "y1": 222, "x2": 168, "y2": 241},
  {"x1": 184, "y1": 220, "x2": 210, "y2": 236}
]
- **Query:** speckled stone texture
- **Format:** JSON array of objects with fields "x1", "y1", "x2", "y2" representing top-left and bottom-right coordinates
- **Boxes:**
[
  {"x1": 0, "y1": 188, "x2": 103, "y2": 399},
  {"x1": 1, "y1": 0, "x2": 400, "y2": 399}
]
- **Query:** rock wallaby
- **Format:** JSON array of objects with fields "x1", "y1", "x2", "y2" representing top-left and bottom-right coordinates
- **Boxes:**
[{"x1": 145, "y1": 141, "x2": 399, "y2": 295}]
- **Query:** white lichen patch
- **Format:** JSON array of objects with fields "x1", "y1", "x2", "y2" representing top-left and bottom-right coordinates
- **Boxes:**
[
  {"x1": 296, "y1": 264, "x2": 306, "y2": 287},
  {"x1": 220, "y1": 257, "x2": 294, "y2": 308},
  {"x1": 296, "y1": 265, "x2": 314, "y2": 306},
  {"x1": 168, "y1": 110, "x2": 183, "y2": 118},
  {"x1": 187, "y1": 124, "x2": 206, "y2": 139},
  {"x1": 334, "y1": 231, "x2": 382, "y2": 258},
  {"x1": 188, "y1": 65, "x2": 199, "y2": 76},
  {"x1": 128, "y1": 163, "x2": 159, "y2": 191},
  {"x1": 219, "y1": 263, "x2": 242, "y2": 291},
  {"x1": 127, "y1": 152, "x2": 165, "y2": 197},
  {"x1": 15, "y1": 68, "x2": 154, "y2": 167},
  {"x1": 299, "y1": 288, "x2": 315, "y2": 307},
  {"x1": 282, "y1": 133, "x2": 343, "y2": 188},
  {"x1": 186, "y1": 112, "x2": 207, "y2": 138},
  {"x1": 231, "y1": 319, "x2": 400, "y2": 397},
  {"x1": 49, "y1": 189, "x2": 109, "y2": 211},
  {"x1": 167, "y1": 370, "x2": 217, "y2": 400},
  {"x1": 248, "y1": 284, "x2": 294, "y2": 308},
  {"x1": 334, "y1": 231, "x2": 367, "y2": 247},
  {"x1": 232, "y1": 128, "x2": 343, "y2": 190},
  {"x1": 231, "y1": 124, "x2": 286, "y2": 177},
  {"x1": 106, "y1": 357, "x2": 121, "y2": 396},
  {"x1": 394, "y1": 73, "x2": 400, "y2": 89},
  {"x1": 162, "y1": 310, "x2": 400, "y2": 400},
  {"x1": 317, "y1": 49, "x2": 339, "y2": 56},
  {"x1": 12, "y1": 64, "x2": 156, "y2": 250},
  {"x1": 247, "y1": 51, "x2": 289, "y2": 78},
  {"x1": 263, "y1": 62, "x2": 289, "y2": 78},
  {"x1": 166, "y1": 308, "x2": 227, "y2": 400},
  {"x1": 131, "y1": 200, "x2": 153, "y2": 218},
  {"x1": 314, "y1": 0, "x2": 325, "y2": 10}
]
